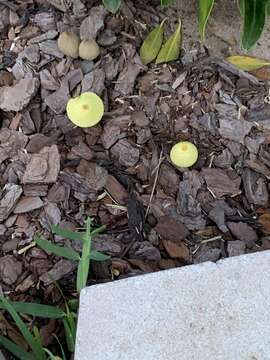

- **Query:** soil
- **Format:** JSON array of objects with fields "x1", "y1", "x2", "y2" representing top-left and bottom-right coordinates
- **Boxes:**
[{"x1": 1, "y1": 0, "x2": 270, "y2": 358}]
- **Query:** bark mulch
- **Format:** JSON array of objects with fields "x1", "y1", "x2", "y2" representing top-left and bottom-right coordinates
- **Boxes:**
[{"x1": 1, "y1": 0, "x2": 270, "y2": 355}]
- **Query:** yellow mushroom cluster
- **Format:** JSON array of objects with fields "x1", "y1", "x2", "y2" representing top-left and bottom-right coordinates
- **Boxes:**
[
  {"x1": 58, "y1": 31, "x2": 100, "y2": 61},
  {"x1": 57, "y1": 32, "x2": 103, "y2": 128}
]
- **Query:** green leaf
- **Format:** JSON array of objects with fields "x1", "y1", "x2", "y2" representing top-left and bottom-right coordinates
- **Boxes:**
[
  {"x1": 35, "y1": 237, "x2": 80, "y2": 261},
  {"x1": 44, "y1": 348, "x2": 61, "y2": 360},
  {"x1": 64, "y1": 307, "x2": 76, "y2": 353},
  {"x1": 33, "y1": 326, "x2": 43, "y2": 350},
  {"x1": 140, "y1": 18, "x2": 167, "y2": 65},
  {"x1": 0, "y1": 297, "x2": 46, "y2": 360},
  {"x1": 198, "y1": 0, "x2": 215, "y2": 41},
  {"x1": 226, "y1": 55, "x2": 270, "y2": 71},
  {"x1": 238, "y1": 0, "x2": 244, "y2": 17},
  {"x1": 51, "y1": 225, "x2": 85, "y2": 242},
  {"x1": 240, "y1": 0, "x2": 270, "y2": 50},
  {"x1": 102, "y1": 0, "x2": 121, "y2": 13},
  {"x1": 160, "y1": 0, "x2": 175, "y2": 5},
  {"x1": 67, "y1": 299, "x2": 79, "y2": 312},
  {"x1": 90, "y1": 251, "x2": 111, "y2": 261},
  {"x1": 63, "y1": 318, "x2": 75, "y2": 353},
  {"x1": 0, "y1": 300, "x2": 65, "y2": 319},
  {"x1": 156, "y1": 19, "x2": 182, "y2": 64},
  {"x1": 76, "y1": 218, "x2": 92, "y2": 292},
  {"x1": 90, "y1": 225, "x2": 106, "y2": 237},
  {"x1": 0, "y1": 335, "x2": 36, "y2": 360}
]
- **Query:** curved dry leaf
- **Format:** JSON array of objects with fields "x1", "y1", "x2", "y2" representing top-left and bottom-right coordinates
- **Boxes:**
[
  {"x1": 156, "y1": 19, "x2": 182, "y2": 64},
  {"x1": 227, "y1": 55, "x2": 270, "y2": 71},
  {"x1": 140, "y1": 18, "x2": 167, "y2": 65}
]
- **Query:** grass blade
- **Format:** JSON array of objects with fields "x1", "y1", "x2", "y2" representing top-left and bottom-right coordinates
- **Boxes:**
[
  {"x1": 35, "y1": 237, "x2": 81, "y2": 261},
  {"x1": 76, "y1": 218, "x2": 92, "y2": 292},
  {"x1": 0, "y1": 297, "x2": 46, "y2": 360},
  {"x1": 63, "y1": 318, "x2": 75, "y2": 353},
  {"x1": 33, "y1": 326, "x2": 44, "y2": 350},
  {"x1": 0, "y1": 301, "x2": 65, "y2": 319},
  {"x1": 90, "y1": 225, "x2": 106, "y2": 237},
  {"x1": 44, "y1": 348, "x2": 62, "y2": 359},
  {"x1": 0, "y1": 335, "x2": 36, "y2": 360},
  {"x1": 53, "y1": 334, "x2": 67, "y2": 360},
  {"x1": 90, "y1": 251, "x2": 110, "y2": 261},
  {"x1": 51, "y1": 225, "x2": 85, "y2": 242}
]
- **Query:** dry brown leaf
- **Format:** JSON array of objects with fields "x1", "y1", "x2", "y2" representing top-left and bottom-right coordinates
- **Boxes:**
[
  {"x1": 258, "y1": 213, "x2": 270, "y2": 234},
  {"x1": 250, "y1": 67, "x2": 270, "y2": 80},
  {"x1": 162, "y1": 239, "x2": 189, "y2": 261}
]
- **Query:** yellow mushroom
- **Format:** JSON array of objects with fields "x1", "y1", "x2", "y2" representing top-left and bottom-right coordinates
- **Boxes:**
[
  {"x1": 170, "y1": 141, "x2": 198, "y2": 168},
  {"x1": 57, "y1": 31, "x2": 80, "y2": 58},
  {"x1": 66, "y1": 92, "x2": 104, "y2": 128},
  {"x1": 79, "y1": 40, "x2": 100, "y2": 61}
]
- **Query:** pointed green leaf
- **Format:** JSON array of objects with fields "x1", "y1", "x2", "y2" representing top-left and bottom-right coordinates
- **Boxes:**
[
  {"x1": 0, "y1": 300, "x2": 65, "y2": 319},
  {"x1": 102, "y1": 0, "x2": 122, "y2": 14},
  {"x1": 102, "y1": 0, "x2": 121, "y2": 14},
  {"x1": 0, "y1": 335, "x2": 36, "y2": 360},
  {"x1": 35, "y1": 237, "x2": 81, "y2": 261},
  {"x1": 199, "y1": 0, "x2": 215, "y2": 41},
  {"x1": 156, "y1": 19, "x2": 182, "y2": 64},
  {"x1": 51, "y1": 225, "x2": 85, "y2": 242},
  {"x1": 240, "y1": 0, "x2": 270, "y2": 50},
  {"x1": 90, "y1": 251, "x2": 111, "y2": 261},
  {"x1": 140, "y1": 18, "x2": 167, "y2": 65},
  {"x1": 226, "y1": 55, "x2": 270, "y2": 71}
]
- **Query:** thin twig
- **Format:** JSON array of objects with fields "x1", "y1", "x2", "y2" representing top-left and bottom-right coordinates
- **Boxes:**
[
  {"x1": 145, "y1": 149, "x2": 164, "y2": 218},
  {"x1": 192, "y1": 235, "x2": 223, "y2": 255},
  {"x1": 0, "y1": 0, "x2": 18, "y2": 11}
]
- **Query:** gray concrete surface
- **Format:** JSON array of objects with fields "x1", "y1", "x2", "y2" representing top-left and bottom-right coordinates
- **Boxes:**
[
  {"x1": 75, "y1": 251, "x2": 270, "y2": 360},
  {"x1": 173, "y1": 0, "x2": 270, "y2": 58},
  {"x1": 0, "y1": 351, "x2": 6, "y2": 360}
]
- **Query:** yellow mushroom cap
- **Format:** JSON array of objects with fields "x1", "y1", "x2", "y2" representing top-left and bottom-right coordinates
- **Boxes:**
[
  {"x1": 57, "y1": 31, "x2": 80, "y2": 59},
  {"x1": 170, "y1": 141, "x2": 198, "y2": 168},
  {"x1": 66, "y1": 92, "x2": 104, "y2": 128}
]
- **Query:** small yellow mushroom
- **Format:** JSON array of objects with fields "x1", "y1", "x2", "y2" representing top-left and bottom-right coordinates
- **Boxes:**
[
  {"x1": 170, "y1": 141, "x2": 198, "y2": 168},
  {"x1": 66, "y1": 92, "x2": 104, "y2": 128},
  {"x1": 57, "y1": 31, "x2": 80, "y2": 58},
  {"x1": 79, "y1": 40, "x2": 100, "y2": 61}
]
